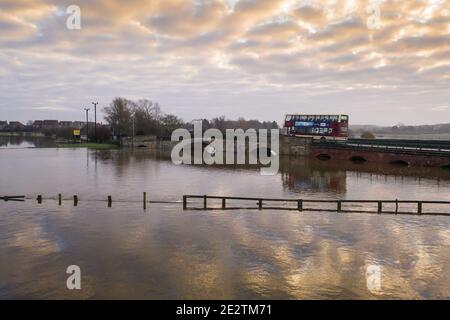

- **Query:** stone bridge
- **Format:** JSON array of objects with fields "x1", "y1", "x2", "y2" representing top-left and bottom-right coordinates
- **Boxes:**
[{"x1": 280, "y1": 135, "x2": 450, "y2": 169}]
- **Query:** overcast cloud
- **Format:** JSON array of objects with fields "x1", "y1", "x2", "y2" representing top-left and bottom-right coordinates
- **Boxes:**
[{"x1": 0, "y1": 0, "x2": 449, "y2": 125}]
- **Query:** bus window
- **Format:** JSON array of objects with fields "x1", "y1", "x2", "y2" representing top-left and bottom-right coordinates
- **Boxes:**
[
  {"x1": 286, "y1": 115, "x2": 292, "y2": 121},
  {"x1": 341, "y1": 115, "x2": 348, "y2": 122}
]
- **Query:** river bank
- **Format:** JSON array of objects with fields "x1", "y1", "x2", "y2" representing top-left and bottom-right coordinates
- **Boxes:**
[{"x1": 57, "y1": 143, "x2": 119, "y2": 150}]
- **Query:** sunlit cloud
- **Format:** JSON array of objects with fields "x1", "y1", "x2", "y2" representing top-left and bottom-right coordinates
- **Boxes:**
[{"x1": 0, "y1": 0, "x2": 449, "y2": 125}]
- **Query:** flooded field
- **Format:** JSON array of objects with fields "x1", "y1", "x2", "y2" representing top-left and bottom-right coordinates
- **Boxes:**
[{"x1": 1, "y1": 137, "x2": 450, "y2": 299}]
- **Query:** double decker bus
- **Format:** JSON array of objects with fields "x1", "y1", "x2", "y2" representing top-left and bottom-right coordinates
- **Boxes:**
[{"x1": 283, "y1": 114, "x2": 349, "y2": 141}]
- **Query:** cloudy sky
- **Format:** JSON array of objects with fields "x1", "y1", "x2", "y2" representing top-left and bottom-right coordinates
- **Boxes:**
[{"x1": 0, "y1": 0, "x2": 449, "y2": 125}]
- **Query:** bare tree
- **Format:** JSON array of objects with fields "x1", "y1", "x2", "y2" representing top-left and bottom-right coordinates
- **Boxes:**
[
  {"x1": 132, "y1": 99, "x2": 162, "y2": 135},
  {"x1": 159, "y1": 114, "x2": 185, "y2": 138},
  {"x1": 103, "y1": 97, "x2": 132, "y2": 137}
]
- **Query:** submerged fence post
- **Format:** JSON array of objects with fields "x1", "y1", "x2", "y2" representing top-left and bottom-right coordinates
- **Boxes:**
[
  {"x1": 258, "y1": 199, "x2": 263, "y2": 210},
  {"x1": 337, "y1": 201, "x2": 342, "y2": 212},
  {"x1": 108, "y1": 195, "x2": 112, "y2": 208},
  {"x1": 203, "y1": 195, "x2": 207, "y2": 210},
  {"x1": 73, "y1": 195, "x2": 78, "y2": 206},
  {"x1": 183, "y1": 196, "x2": 187, "y2": 210},
  {"x1": 37, "y1": 195, "x2": 42, "y2": 204},
  {"x1": 58, "y1": 193, "x2": 62, "y2": 206},
  {"x1": 418, "y1": 201, "x2": 422, "y2": 215},
  {"x1": 143, "y1": 192, "x2": 147, "y2": 210},
  {"x1": 395, "y1": 199, "x2": 398, "y2": 214},
  {"x1": 222, "y1": 198, "x2": 226, "y2": 209},
  {"x1": 377, "y1": 201, "x2": 382, "y2": 213},
  {"x1": 297, "y1": 199, "x2": 303, "y2": 212}
]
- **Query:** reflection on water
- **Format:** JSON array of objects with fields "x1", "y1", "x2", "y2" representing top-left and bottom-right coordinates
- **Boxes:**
[
  {"x1": 0, "y1": 136, "x2": 56, "y2": 149},
  {"x1": 0, "y1": 148, "x2": 450, "y2": 299}
]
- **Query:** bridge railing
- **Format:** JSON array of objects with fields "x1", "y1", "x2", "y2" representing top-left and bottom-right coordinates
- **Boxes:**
[
  {"x1": 312, "y1": 139, "x2": 450, "y2": 156},
  {"x1": 347, "y1": 138, "x2": 450, "y2": 150}
]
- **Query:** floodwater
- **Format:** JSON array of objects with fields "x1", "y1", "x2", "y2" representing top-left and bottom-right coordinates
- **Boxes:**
[{"x1": 1, "y1": 137, "x2": 450, "y2": 299}]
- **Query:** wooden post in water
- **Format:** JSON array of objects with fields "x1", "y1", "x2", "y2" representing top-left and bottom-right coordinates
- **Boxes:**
[
  {"x1": 377, "y1": 201, "x2": 382, "y2": 213},
  {"x1": 183, "y1": 196, "x2": 187, "y2": 210},
  {"x1": 222, "y1": 198, "x2": 226, "y2": 209},
  {"x1": 395, "y1": 199, "x2": 398, "y2": 214},
  {"x1": 37, "y1": 195, "x2": 42, "y2": 204},
  {"x1": 297, "y1": 199, "x2": 303, "y2": 212},
  {"x1": 108, "y1": 196, "x2": 112, "y2": 208},
  {"x1": 258, "y1": 199, "x2": 262, "y2": 210},
  {"x1": 58, "y1": 194, "x2": 62, "y2": 206},
  {"x1": 143, "y1": 192, "x2": 147, "y2": 210},
  {"x1": 73, "y1": 195, "x2": 78, "y2": 206},
  {"x1": 418, "y1": 201, "x2": 422, "y2": 215},
  {"x1": 337, "y1": 201, "x2": 342, "y2": 212},
  {"x1": 203, "y1": 195, "x2": 207, "y2": 210}
]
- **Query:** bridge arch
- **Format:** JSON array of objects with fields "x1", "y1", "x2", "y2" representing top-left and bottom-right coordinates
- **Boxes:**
[
  {"x1": 389, "y1": 160, "x2": 409, "y2": 166},
  {"x1": 316, "y1": 154, "x2": 331, "y2": 161},
  {"x1": 349, "y1": 155, "x2": 367, "y2": 163}
]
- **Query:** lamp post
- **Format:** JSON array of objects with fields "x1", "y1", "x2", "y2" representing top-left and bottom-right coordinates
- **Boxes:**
[
  {"x1": 92, "y1": 102, "x2": 98, "y2": 142},
  {"x1": 84, "y1": 108, "x2": 90, "y2": 142},
  {"x1": 131, "y1": 110, "x2": 135, "y2": 148}
]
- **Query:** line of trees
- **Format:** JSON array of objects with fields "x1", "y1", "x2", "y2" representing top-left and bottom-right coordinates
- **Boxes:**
[
  {"x1": 103, "y1": 97, "x2": 184, "y2": 138},
  {"x1": 187, "y1": 117, "x2": 278, "y2": 132},
  {"x1": 103, "y1": 97, "x2": 279, "y2": 139}
]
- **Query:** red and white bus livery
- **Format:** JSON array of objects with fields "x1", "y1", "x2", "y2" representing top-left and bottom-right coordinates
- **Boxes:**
[{"x1": 283, "y1": 114, "x2": 349, "y2": 141}]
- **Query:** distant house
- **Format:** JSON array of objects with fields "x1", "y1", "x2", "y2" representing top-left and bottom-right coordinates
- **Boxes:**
[
  {"x1": 0, "y1": 121, "x2": 7, "y2": 130},
  {"x1": 59, "y1": 121, "x2": 74, "y2": 128},
  {"x1": 8, "y1": 121, "x2": 25, "y2": 131},
  {"x1": 72, "y1": 121, "x2": 83, "y2": 129},
  {"x1": 32, "y1": 120, "x2": 43, "y2": 130},
  {"x1": 42, "y1": 120, "x2": 59, "y2": 129}
]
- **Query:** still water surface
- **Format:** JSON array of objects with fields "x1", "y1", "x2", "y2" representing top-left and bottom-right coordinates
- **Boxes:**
[{"x1": 1, "y1": 137, "x2": 450, "y2": 299}]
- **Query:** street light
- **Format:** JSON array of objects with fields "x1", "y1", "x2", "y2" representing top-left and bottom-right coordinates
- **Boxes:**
[
  {"x1": 84, "y1": 108, "x2": 90, "y2": 142},
  {"x1": 92, "y1": 102, "x2": 98, "y2": 142},
  {"x1": 131, "y1": 110, "x2": 135, "y2": 148}
]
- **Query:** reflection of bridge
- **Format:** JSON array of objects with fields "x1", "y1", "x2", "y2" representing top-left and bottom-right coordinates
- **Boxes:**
[{"x1": 311, "y1": 138, "x2": 450, "y2": 168}]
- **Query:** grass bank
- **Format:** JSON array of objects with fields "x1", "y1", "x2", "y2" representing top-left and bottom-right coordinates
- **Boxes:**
[{"x1": 57, "y1": 143, "x2": 119, "y2": 150}]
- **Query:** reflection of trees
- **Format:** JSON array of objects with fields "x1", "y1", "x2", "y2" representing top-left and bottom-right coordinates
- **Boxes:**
[
  {"x1": 29, "y1": 138, "x2": 55, "y2": 148},
  {"x1": 0, "y1": 136, "x2": 55, "y2": 148},
  {"x1": 0, "y1": 136, "x2": 9, "y2": 147},
  {"x1": 0, "y1": 136, "x2": 25, "y2": 146},
  {"x1": 280, "y1": 157, "x2": 347, "y2": 195},
  {"x1": 90, "y1": 149, "x2": 161, "y2": 178}
]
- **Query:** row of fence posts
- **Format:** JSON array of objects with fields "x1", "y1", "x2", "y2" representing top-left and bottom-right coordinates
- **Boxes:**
[
  {"x1": 35, "y1": 192, "x2": 148, "y2": 209},
  {"x1": 183, "y1": 195, "x2": 425, "y2": 215},
  {"x1": 24, "y1": 194, "x2": 427, "y2": 215}
]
